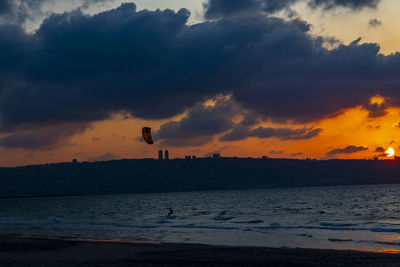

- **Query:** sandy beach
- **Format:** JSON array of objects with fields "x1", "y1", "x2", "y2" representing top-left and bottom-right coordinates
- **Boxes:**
[{"x1": 1, "y1": 236, "x2": 400, "y2": 266}]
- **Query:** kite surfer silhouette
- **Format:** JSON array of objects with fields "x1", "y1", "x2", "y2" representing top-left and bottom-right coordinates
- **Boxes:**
[
  {"x1": 167, "y1": 208, "x2": 173, "y2": 217},
  {"x1": 142, "y1": 127, "x2": 153, "y2": 144}
]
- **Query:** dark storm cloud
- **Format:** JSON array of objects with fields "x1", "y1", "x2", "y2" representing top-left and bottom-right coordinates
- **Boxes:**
[
  {"x1": 0, "y1": 124, "x2": 87, "y2": 150},
  {"x1": 363, "y1": 100, "x2": 388, "y2": 118},
  {"x1": 0, "y1": 3, "x2": 194, "y2": 129},
  {"x1": 369, "y1": 18, "x2": 382, "y2": 27},
  {"x1": 156, "y1": 97, "x2": 236, "y2": 146},
  {"x1": 156, "y1": 96, "x2": 322, "y2": 146},
  {"x1": 220, "y1": 126, "x2": 322, "y2": 141},
  {"x1": 1, "y1": 3, "x2": 400, "y2": 149},
  {"x1": 87, "y1": 152, "x2": 119, "y2": 162},
  {"x1": 1, "y1": 4, "x2": 397, "y2": 126},
  {"x1": 204, "y1": 0, "x2": 381, "y2": 19},
  {"x1": 0, "y1": 24, "x2": 32, "y2": 72},
  {"x1": 326, "y1": 145, "x2": 368, "y2": 156},
  {"x1": 291, "y1": 152, "x2": 303, "y2": 156},
  {"x1": 0, "y1": 1, "x2": 11, "y2": 14},
  {"x1": 250, "y1": 127, "x2": 322, "y2": 140},
  {"x1": 219, "y1": 125, "x2": 252, "y2": 141},
  {"x1": 204, "y1": 0, "x2": 298, "y2": 19},
  {"x1": 269, "y1": 150, "x2": 284, "y2": 154},
  {"x1": 308, "y1": 0, "x2": 380, "y2": 10}
]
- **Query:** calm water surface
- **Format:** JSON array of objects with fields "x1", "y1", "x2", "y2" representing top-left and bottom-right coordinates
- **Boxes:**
[{"x1": 2, "y1": 184, "x2": 400, "y2": 253}]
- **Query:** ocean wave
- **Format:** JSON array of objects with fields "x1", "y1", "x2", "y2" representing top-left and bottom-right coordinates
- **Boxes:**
[
  {"x1": 375, "y1": 241, "x2": 400, "y2": 247},
  {"x1": 328, "y1": 238, "x2": 353, "y2": 242},
  {"x1": 380, "y1": 221, "x2": 400, "y2": 226},
  {"x1": 320, "y1": 222, "x2": 360, "y2": 227},
  {"x1": 255, "y1": 224, "x2": 400, "y2": 234},
  {"x1": 233, "y1": 220, "x2": 264, "y2": 224},
  {"x1": 6, "y1": 216, "x2": 400, "y2": 237},
  {"x1": 297, "y1": 233, "x2": 313, "y2": 238},
  {"x1": 84, "y1": 220, "x2": 400, "y2": 235},
  {"x1": 370, "y1": 228, "x2": 400, "y2": 233},
  {"x1": 156, "y1": 220, "x2": 170, "y2": 224},
  {"x1": 46, "y1": 217, "x2": 61, "y2": 224},
  {"x1": 0, "y1": 217, "x2": 23, "y2": 225},
  {"x1": 90, "y1": 221, "x2": 157, "y2": 229},
  {"x1": 213, "y1": 216, "x2": 234, "y2": 221},
  {"x1": 171, "y1": 224, "x2": 236, "y2": 230},
  {"x1": 193, "y1": 211, "x2": 213, "y2": 216},
  {"x1": 0, "y1": 217, "x2": 56, "y2": 225}
]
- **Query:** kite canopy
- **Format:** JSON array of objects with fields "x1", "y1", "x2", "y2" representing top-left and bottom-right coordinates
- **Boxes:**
[{"x1": 142, "y1": 127, "x2": 154, "y2": 144}]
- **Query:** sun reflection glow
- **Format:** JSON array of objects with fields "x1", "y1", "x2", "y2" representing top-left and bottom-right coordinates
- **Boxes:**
[{"x1": 377, "y1": 248, "x2": 400, "y2": 254}]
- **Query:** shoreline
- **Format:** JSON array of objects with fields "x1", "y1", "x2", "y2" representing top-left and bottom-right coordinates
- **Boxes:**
[{"x1": 1, "y1": 236, "x2": 400, "y2": 266}]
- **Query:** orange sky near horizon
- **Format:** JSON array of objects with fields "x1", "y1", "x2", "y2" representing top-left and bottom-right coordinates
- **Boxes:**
[{"x1": 1, "y1": 95, "x2": 399, "y2": 167}]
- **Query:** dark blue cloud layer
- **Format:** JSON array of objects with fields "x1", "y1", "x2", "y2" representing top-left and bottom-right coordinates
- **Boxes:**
[
  {"x1": 0, "y1": 1, "x2": 11, "y2": 14},
  {"x1": 327, "y1": 145, "x2": 368, "y2": 156},
  {"x1": 0, "y1": 124, "x2": 87, "y2": 150},
  {"x1": 204, "y1": 0, "x2": 381, "y2": 19},
  {"x1": 220, "y1": 125, "x2": 322, "y2": 142},
  {"x1": 156, "y1": 97, "x2": 236, "y2": 146},
  {"x1": 309, "y1": 0, "x2": 380, "y2": 10},
  {"x1": 156, "y1": 97, "x2": 322, "y2": 146},
  {"x1": 0, "y1": 2, "x2": 399, "y2": 149}
]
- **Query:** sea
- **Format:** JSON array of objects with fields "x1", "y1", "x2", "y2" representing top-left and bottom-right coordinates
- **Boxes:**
[{"x1": 2, "y1": 184, "x2": 400, "y2": 253}]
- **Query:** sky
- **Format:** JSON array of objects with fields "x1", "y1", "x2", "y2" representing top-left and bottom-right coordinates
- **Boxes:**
[{"x1": 1, "y1": 0, "x2": 400, "y2": 166}]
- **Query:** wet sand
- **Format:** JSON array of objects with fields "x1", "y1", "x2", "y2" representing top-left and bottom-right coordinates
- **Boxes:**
[{"x1": 1, "y1": 236, "x2": 400, "y2": 266}]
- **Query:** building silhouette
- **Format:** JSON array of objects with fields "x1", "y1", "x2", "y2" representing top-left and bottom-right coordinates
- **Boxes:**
[
  {"x1": 165, "y1": 150, "x2": 169, "y2": 160},
  {"x1": 158, "y1": 150, "x2": 163, "y2": 160}
]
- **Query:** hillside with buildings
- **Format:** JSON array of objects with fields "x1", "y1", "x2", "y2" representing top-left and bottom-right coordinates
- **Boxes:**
[{"x1": 1, "y1": 152, "x2": 400, "y2": 198}]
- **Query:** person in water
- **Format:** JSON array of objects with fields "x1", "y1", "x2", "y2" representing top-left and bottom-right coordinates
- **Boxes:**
[{"x1": 167, "y1": 208, "x2": 173, "y2": 217}]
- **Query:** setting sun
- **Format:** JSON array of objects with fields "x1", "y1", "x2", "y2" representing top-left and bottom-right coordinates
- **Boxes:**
[{"x1": 385, "y1": 147, "x2": 395, "y2": 157}]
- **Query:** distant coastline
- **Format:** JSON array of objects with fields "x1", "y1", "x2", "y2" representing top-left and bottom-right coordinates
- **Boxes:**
[{"x1": 1, "y1": 157, "x2": 400, "y2": 198}]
